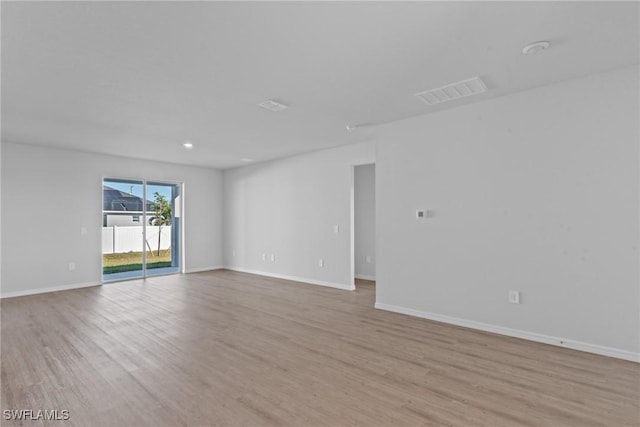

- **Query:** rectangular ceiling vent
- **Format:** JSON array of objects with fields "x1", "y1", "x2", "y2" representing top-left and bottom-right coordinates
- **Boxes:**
[
  {"x1": 415, "y1": 77, "x2": 487, "y2": 106},
  {"x1": 258, "y1": 99, "x2": 289, "y2": 112}
]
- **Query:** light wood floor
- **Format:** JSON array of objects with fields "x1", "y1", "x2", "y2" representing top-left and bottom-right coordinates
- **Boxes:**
[{"x1": 1, "y1": 270, "x2": 639, "y2": 426}]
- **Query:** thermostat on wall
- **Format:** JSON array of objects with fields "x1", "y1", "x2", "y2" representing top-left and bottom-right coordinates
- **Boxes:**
[{"x1": 416, "y1": 209, "x2": 436, "y2": 219}]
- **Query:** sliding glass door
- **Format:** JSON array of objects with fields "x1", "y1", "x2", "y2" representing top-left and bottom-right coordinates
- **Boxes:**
[
  {"x1": 145, "y1": 181, "x2": 181, "y2": 277},
  {"x1": 102, "y1": 178, "x2": 181, "y2": 282},
  {"x1": 102, "y1": 179, "x2": 146, "y2": 281}
]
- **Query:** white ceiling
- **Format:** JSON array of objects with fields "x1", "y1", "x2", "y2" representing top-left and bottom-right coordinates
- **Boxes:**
[{"x1": 2, "y1": 2, "x2": 638, "y2": 169}]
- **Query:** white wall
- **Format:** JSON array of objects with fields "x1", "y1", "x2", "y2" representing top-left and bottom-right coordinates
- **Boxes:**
[
  {"x1": 223, "y1": 142, "x2": 375, "y2": 290},
  {"x1": 354, "y1": 164, "x2": 376, "y2": 280},
  {"x1": 1, "y1": 143, "x2": 223, "y2": 297},
  {"x1": 375, "y1": 65, "x2": 640, "y2": 360}
]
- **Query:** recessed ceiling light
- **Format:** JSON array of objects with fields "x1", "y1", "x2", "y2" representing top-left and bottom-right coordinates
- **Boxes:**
[
  {"x1": 183, "y1": 142, "x2": 193, "y2": 149},
  {"x1": 240, "y1": 158, "x2": 254, "y2": 162},
  {"x1": 522, "y1": 41, "x2": 550, "y2": 55},
  {"x1": 258, "y1": 100, "x2": 288, "y2": 112}
]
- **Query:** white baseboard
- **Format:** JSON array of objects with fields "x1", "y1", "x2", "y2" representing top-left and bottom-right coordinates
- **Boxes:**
[
  {"x1": 1, "y1": 281, "x2": 101, "y2": 299},
  {"x1": 0, "y1": 266, "x2": 227, "y2": 298},
  {"x1": 185, "y1": 265, "x2": 225, "y2": 274},
  {"x1": 225, "y1": 266, "x2": 355, "y2": 291},
  {"x1": 375, "y1": 302, "x2": 640, "y2": 363},
  {"x1": 355, "y1": 274, "x2": 376, "y2": 281}
]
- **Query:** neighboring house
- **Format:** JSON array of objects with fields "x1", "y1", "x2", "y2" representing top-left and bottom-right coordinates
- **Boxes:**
[{"x1": 102, "y1": 186, "x2": 153, "y2": 226}]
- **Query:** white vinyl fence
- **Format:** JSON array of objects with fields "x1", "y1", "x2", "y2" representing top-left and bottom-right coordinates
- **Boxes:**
[{"x1": 102, "y1": 226, "x2": 172, "y2": 254}]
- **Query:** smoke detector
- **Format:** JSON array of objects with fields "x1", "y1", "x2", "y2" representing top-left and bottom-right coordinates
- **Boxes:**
[
  {"x1": 258, "y1": 99, "x2": 289, "y2": 112},
  {"x1": 415, "y1": 77, "x2": 488, "y2": 106}
]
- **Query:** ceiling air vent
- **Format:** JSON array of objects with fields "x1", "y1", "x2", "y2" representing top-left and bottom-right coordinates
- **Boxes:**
[
  {"x1": 415, "y1": 77, "x2": 487, "y2": 106},
  {"x1": 258, "y1": 99, "x2": 289, "y2": 112}
]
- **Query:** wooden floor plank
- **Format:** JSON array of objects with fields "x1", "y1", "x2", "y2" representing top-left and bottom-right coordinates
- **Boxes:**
[{"x1": 1, "y1": 270, "x2": 638, "y2": 426}]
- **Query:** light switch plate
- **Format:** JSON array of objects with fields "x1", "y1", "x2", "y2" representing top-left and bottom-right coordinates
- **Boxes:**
[{"x1": 509, "y1": 290, "x2": 521, "y2": 304}]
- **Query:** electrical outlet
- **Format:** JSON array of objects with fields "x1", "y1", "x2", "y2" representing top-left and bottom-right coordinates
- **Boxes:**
[
  {"x1": 509, "y1": 290, "x2": 520, "y2": 304},
  {"x1": 318, "y1": 258, "x2": 324, "y2": 267},
  {"x1": 80, "y1": 227, "x2": 87, "y2": 236},
  {"x1": 68, "y1": 262, "x2": 76, "y2": 271},
  {"x1": 365, "y1": 255, "x2": 372, "y2": 263}
]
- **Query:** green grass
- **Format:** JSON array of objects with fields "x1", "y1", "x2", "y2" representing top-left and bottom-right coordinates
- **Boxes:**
[{"x1": 103, "y1": 250, "x2": 173, "y2": 274}]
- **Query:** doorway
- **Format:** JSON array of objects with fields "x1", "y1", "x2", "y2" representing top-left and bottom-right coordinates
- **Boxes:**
[
  {"x1": 353, "y1": 164, "x2": 375, "y2": 289},
  {"x1": 102, "y1": 178, "x2": 182, "y2": 282}
]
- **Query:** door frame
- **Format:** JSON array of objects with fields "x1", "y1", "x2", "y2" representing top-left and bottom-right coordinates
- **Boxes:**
[
  {"x1": 101, "y1": 176, "x2": 185, "y2": 283},
  {"x1": 350, "y1": 162, "x2": 376, "y2": 290}
]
